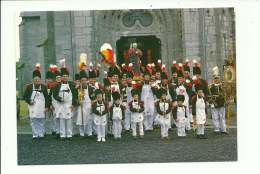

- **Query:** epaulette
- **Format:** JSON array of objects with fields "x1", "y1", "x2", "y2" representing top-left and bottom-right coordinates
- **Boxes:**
[
  {"x1": 52, "y1": 82, "x2": 58, "y2": 88},
  {"x1": 104, "y1": 101, "x2": 108, "y2": 105},
  {"x1": 108, "y1": 105, "x2": 112, "y2": 111},
  {"x1": 169, "y1": 101, "x2": 173, "y2": 107},
  {"x1": 204, "y1": 79, "x2": 208, "y2": 84},
  {"x1": 186, "y1": 82, "x2": 192, "y2": 87},
  {"x1": 72, "y1": 81, "x2": 77, "y2": 87},
  {"x1": 191, "y1": 96, "x2": 195, "y2": 102},
  {"x1": 128, "y1": 101, "x2": 132, "y2": 106},
  {"x1": 24, "y1": 84, "x2": 31, "y2": 90},
  {"x1": 137, "y1": 81, "x2": 143, "y2": 87},
  {"x1": 91, "y1": 101, "x2": 95, "y2": 106},
  {"x1": 122, "y1": 105, "x2": 126, "y2": 110},
  {"x1": 154, "y1": 100, "x2": 159, "y2": 106},
  {"x1": 140, "y1": 100, "x2": 144, "y2": 105},
  {"x1": 98, "y1": 83, "x2": 103, "y2": 89},
  {"x1": 208, "y1": 84, "x2": 212, "y2": 89}
]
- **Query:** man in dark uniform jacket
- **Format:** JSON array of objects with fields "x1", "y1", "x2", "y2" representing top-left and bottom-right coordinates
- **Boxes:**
[
  {"x1": 207, "y1": 66, "x2": 227, "y2": 134},
  {"x1": 52, "y1": 67, "x2": 77, "y2": 139},
  {"x1": 23, "y1": 64, "x2": 51, "y2": 139}
]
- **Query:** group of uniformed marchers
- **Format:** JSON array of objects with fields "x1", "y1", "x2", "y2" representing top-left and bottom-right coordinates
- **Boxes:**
[{"x1": 23, "y1": 43, "x2": 227, "y2": 142}]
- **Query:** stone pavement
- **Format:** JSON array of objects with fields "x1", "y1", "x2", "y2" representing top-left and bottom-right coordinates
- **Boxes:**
[{"x1": 17, "y1": 107, "x2": 237, "y2": 165}]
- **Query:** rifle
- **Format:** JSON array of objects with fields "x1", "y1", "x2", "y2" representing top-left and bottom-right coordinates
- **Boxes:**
[{"x1": 78, "y1": 89, "x2": 85, "y2": 131}]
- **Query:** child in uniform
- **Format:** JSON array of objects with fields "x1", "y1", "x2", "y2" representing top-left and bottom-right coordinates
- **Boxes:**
[
  {"x1": 191, "y1": 78, "x2": 208, "y2": 139},
  {"x1": 91, "y1": 89, "x2": 109, "y2": 142},
  {"x1": 109, "y1": 91, "x2": 125, "y2": 140},
  {"x1": 154, "y1": 88, "x2": 173, "y2": 140},
  {"x1": 173, "y1": 95, "x2": 189, "y2": 137},
  {"x1": 129, "y1": 81, "x2": 145, "y2": 139}
]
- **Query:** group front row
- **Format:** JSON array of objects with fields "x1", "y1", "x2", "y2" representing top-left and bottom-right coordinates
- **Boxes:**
[{"x1": 23, "y1": 64, "x2": 227, "y2": 142}]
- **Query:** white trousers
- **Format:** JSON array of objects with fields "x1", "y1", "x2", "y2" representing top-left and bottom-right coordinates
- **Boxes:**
[
  {"x1": 51, "y1": 114, "x2": 56, "y2": 132},
  {"x1": 113, "y1": 120, "x2": 122, "y2": 138},
  {"x1": 153, "y1": 108, "x2": 158, "y2": 125},
  {"x1": 143, "y1": 115, "x2": 154, "y2": 130},
  {"x1": 124, "y1": 113, "x2": 131, "y2": 130},
  {"x1": 161, "y1": 123, "x2": 169, "y2": 137},
  {"x1": 197, "y1": 124, "x2": 205, "y2": 135},
  {"x1": 131, "y1": 121, "x2": 144, "y2": 136},
  {"x1": 60, "y1": 118, "x2": 72, "y2": 138},
  {"x1": 211, "y1": 107, "x2": 226, "y2": 132},
  {"x1": 71, "y1": 114, "x2": 78, "y2": 135},
  {"x1": 78, "y1": 125, "x2": 85, "y2": 137},
  {"x1": 91, "y1": 114, "x2": 97, "y2": 135},
  {"x1": 85, "y1": 120, "x2": 93, "y2": 136},
  {"x1": 177, "y1": 125, "x2": 186, "y2": 136},
  {"x1": 97, "y1": 125, "x2": 106, "y2": 139},
  {"x1": 105, "y1": 114, "x2": 109, "y2": 134},
  {"x1": 30, "y1": 117, "x2": 45, "y2": 138},
  {"x1": 189, "y1": 108, "x2": 194, "y2": 122},
  {"x1": 185, "y1": 109, "x2": 191, "y2": 130}
]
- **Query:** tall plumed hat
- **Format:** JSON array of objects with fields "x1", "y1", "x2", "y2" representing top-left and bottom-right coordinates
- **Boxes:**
[
  {"x1": 171, "y1": 61, "x2": 178, "y2": 74},
  {"x1": 212, "y1": 66, "x2": 220, "y2": 78},
  {"x1": 177, "y1": 63, "x2": 184, "y2": 78},
  {"x1": 183, "y1": 59, "x2": 190, "y2": 72},
  {"x1": 193, "y1": 59, "x2": 201, "y2": 75},
  {"x1": 33, "y1": 63, "x2": 41, "y2": 78}
]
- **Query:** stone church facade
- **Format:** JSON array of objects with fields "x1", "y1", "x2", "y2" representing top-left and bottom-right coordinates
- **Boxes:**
[{"x1": 17, "y1": 8, "x2": 235, "y2": 95}]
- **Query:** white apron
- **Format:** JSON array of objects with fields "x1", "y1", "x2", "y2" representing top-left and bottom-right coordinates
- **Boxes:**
[
  {"x1": 166, "y1": 86, "x2": 172, "y2": 100},
  {"x1": 155, "y1": 102, "x2": 171, "y2": 126},
  {"x1": 77, "y1": 87, "x2": 92, "y2": 125},
  {"x1": 196, "y1": 95, "x2": 206, "y2": 124},
  {"x1": 94, "y1": 102, "x2": 107, "y2": 126},
  {"x1": 125, "y1": 86, "x2": 133, "y2": 114},
  {"x1": 112, "y1": 106, "x2": 122, "y2": 120},
  {"x1": 55, "y1": 84, "x2": 73, "y2": 119},
  {"x1": 131, "y1": 101, "x2": 144, "y2": 122},
  {"x1": 175, "y1": 106, "x2": 187, "y2": 127},
  {"x1": 28, "y1": 84, "x2": 45, "y2": 118},
  {"x1": 141, "y1": 84, "x2": 154, "y2": 116}
]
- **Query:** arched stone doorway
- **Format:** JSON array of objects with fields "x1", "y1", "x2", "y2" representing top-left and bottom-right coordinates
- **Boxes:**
[{"x1": 116, "y1": 35, "x2": 161, "y2": 66}]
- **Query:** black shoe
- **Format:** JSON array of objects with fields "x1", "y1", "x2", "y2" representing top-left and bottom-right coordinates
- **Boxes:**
[
  {"x1": 67, "y1": 137, "x2": 73, "y2": 140},
  {"x1": 88, "y1": 135, "x2": 94, "y2": 139},
  {"x1": 197, "y1": 135, "x2": 204, "y2": 139},
  {"x1": 169, "y1": 128, "x2": 173, "y2": 132},
  {"x1": 61, "y1": 137, "x2": 66, "y2": 141},
  {"x1": 39, "y1": 136, "x2": 45, "y2": 139},
  {"x1": 32, "y1": 137, "x2": 38, "y2": 140},
  {"x1": 202, "y1": 134, "x2": 208, "y2": 139},
  {"x1": 79, "y1": 136, "x2": 84, "y2": 140},
  {"x1": 55, "y1": 134, "x2": 60, "y2": 139},
  {"x1": 214, "y1": 131, "x2": 220, "y2": 134},
  {"x1": 222, "y1": 132, "x2": 228, "y2": 134},
  {"x1": 73, "y1": 134, "x2": 79, "y2": 137},
  {"x1": 149, "y1": 129, "x2": 154, "y2": 132},
  {"x1": 52, "y1": 132, "x2": 56, "y2": 136}
]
